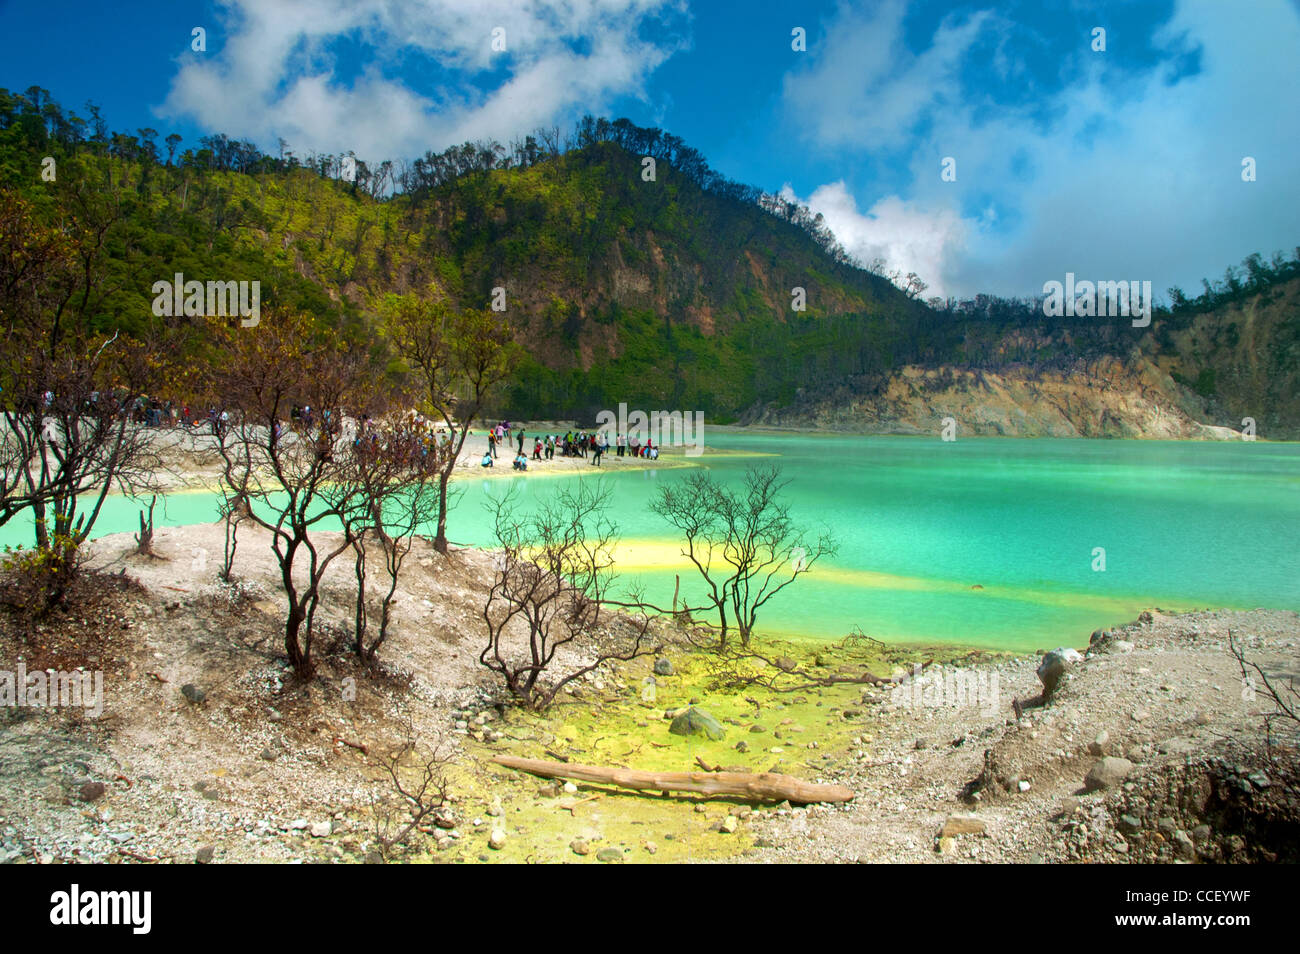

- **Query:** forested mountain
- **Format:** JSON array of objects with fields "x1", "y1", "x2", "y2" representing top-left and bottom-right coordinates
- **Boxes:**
[{"x1": 2, "y1": 86, "x2": 1297, "y2": 435}]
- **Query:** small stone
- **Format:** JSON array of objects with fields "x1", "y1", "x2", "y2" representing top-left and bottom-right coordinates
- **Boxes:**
[
  {"x1": 260, "y1": 747, "x2": 277, "y2": 761},
  {"x1": 720, "y1": 815, "x2": 739, "y2": 834},
  {"x1": 77, "y1": 781, "x2": 107, "y2": 803},
  {"x1": 1194, "y1": 711, "x2": 1212, "y2": 726},
  {"x1": 288, "y1": 818, "x2": 308, "y2": 831},
  {"x1": 195, "y1": 845, "x2": 216, "y2": 864},
  {"x1": 180, "y1": 683, "x2": 206, "y2": 704},
  {"x1": 596, "y1": 847, "x2": 623, "y2": 863},
  {"x1": 749, "y1": 724, "x2": 767, "y2": 734},
  {"x1": 570, "y1": 839, "x2": 591, "y2": 856},
  {"x1": 563, "y1": 782, "x2": 578, "y2": 795},
  {"x1": 310, "y1": 821, "x2": 331, "y2": 838},
  {"x1": 489, "y1": 828, "x2": 506, "y2": 850},
  {"x1": 1018, "y1": 780, "x2": 1031, "y2": 793},
  {"x1": 643, "y1": 841, "x2": 658, "y2": 855},
  {"x1": 653, "y1": 657, "x2": 674, "y2": 676},
  {"x1": 1088, "y1": 730, "x2": 1110, "y2": 756},
  {"x1": 1084, "y1": 757, "x2": 1134, "y2": 792}
]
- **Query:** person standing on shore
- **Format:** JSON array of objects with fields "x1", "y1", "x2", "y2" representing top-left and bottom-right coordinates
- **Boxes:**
[{"x1": 517, "y1": 427, "x2": 526, "y2": 455}]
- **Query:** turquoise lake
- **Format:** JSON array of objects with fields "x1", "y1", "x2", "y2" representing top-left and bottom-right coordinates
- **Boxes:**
[{"x1": 5, "y1": 433, "x2": 1298, "y2": 652}]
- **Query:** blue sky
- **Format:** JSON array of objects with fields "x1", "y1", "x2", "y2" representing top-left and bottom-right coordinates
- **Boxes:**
[{"x1": 2, "y1": 0, "x2": 1297, "y2": 298}]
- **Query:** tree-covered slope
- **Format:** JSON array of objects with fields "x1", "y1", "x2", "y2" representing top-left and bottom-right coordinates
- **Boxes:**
[{"x1": 2, "y1": 86, "x2": 1296, "y2": 434}]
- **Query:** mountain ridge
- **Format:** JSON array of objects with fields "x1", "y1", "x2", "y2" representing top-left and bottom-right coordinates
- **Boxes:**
[{"x1": 1, "y1": 86, "x2": 1296, "y2": 437}]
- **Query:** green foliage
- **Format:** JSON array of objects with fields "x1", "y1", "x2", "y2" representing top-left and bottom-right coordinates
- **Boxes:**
[
  {"x1": 1, "y1": 536, "x2": 84, "y2": 618},
  {"x1": 4, "y1": 86, "x2": 1296, "y2": 430}
]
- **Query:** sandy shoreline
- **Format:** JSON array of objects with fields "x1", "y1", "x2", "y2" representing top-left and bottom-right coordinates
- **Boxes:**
[{"x1": 137, "y1": 420, "x2": 755, "y2": 495}]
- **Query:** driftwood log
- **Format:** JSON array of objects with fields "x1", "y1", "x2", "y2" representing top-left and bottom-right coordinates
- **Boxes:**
[{"x1": 492, "y1": 754, "x2": 854, "y2": 804}]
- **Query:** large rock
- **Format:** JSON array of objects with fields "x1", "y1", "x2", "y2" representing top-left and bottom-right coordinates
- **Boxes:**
[
  {"x1": 1083, "y1": 756, "x2": 1134, "y2": 792},
  {"x1": 1036, "y1": 648, "x2": 1082, "y2": 696},
  {"x1": 669, "y1": 706, "x2": 726, "y2": 741}
]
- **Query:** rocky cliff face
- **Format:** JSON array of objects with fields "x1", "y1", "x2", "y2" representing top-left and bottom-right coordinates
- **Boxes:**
[
  {"x1": 747, "y1": 277, "x2": 1300, "y2": 440},
  {"x1": 1143, "y1": 277, "x2": 1300, "y2": 440},
  {"x1": 747, "y1": 355, "x2": 1246, "y2": 439}
]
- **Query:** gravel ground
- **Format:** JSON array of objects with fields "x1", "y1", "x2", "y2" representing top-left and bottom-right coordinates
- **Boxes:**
[{"x1": 747, "y1": 608, "x2": 1300, "y2": 863}]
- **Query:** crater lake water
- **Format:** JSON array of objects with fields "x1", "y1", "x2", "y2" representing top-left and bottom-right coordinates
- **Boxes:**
[{"x1": 6, "y1": 433, "x2": 1298, "y2": 652}]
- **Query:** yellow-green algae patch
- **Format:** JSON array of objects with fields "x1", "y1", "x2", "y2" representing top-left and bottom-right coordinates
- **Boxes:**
[{"x1": 417, "y1": 635, "x2": 990, "y2": 863}]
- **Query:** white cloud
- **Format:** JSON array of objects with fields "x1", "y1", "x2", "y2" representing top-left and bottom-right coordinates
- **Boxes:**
[
  {"x1": 781, "y1": 182, "x2": 968, "y2": 298},
  {"x1": 781, "y1": 0, "x2": 1300, "y2": 300},
  {"x1": 159, "y1": 0, "x2": 687, "y2": 162}
]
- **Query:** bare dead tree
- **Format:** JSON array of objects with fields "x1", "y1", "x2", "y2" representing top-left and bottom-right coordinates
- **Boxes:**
[
  {"x1": 370, "y1": 726, "x2": 452, "y2": 860},
  {"x1": 216, "y1": 491, "x2": 248, "y2": 583},
  {"x1": 207, "y1": 312, "x2": 378, "y2": 678},
  {"x1": 133, "y1": 494, "x2": 157, "y2": 555},
  {"x1": 386, "y1": 296, "x2": 516, "y2": 553},
  {"x1": 0, "y1": 191, "x2": 165, "y2": 611},
  {"x1": 1230, "y1": 630, "x2": 1300, "y2": 749},
  {"x1": 480, "y1": 479, "x2": 658, "y2": 710},
  {"x1": 651, "y1": 462, "x2": 837, "y2": 648},
  {"x1": 337, "y1": 418, "x2": 447, "y2": 664}
]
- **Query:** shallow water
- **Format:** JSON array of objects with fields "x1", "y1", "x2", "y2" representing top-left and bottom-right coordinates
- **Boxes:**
[{"x1": 5, "y1": 433, "x2": 1298, "y2": 651}]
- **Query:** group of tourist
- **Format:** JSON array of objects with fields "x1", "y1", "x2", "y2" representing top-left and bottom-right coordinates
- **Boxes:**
[
  {"x1": 31, "y1": 392, "x2": 666, "y2": 476},
  {"x1": 479, "y1": 427, "x2": 660, "y2": 470}
]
